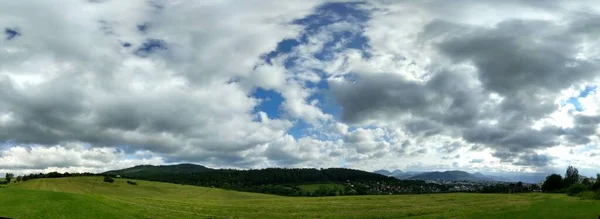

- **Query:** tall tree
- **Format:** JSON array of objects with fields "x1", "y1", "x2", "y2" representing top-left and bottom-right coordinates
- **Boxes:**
[
  {"x1": 542, "y1": 174, "x2": 563, "y2": 192},
  {"x1": 563, "y1": 166, "x2": 579, "y2": 187},
  {"x1": 5, "y1": 173, "x2": 14, "y2": 183}
]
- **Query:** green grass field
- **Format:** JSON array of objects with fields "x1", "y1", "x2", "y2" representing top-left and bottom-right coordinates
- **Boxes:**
[{"x1": 1, "y1": 177, "x2": 599, "y2": 218}]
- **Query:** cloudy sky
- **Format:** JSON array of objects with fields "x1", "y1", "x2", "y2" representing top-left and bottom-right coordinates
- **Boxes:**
[{"x1": 1, "y1": 0, "x2": 600, "y2": 176}]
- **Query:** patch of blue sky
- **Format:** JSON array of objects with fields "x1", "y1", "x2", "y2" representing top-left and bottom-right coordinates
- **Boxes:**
[
  {"x1": 562, "y1": 85, "x2": 597, "y2": 111},
  {"x1": 134, "y1": 39, "x2": 167, "y2": 57},
  {"x1": 252, "y1": 2, "x2": 372, "y2": 138},
  {"x1": 0, "y1": 140, "x2": 18, "y2": 150},
  {"x1": 262, "y1": 39, "x2": 301, "y2": 64},
  {"x1": 313, "y1": 30, "x2": 371, "y2": 60},
  {"x1": 252, "y1": 88, "x2": 284, "y2": 120},
  {"x1": 262, "y1": 2, "x2": 372, "y2": 67},
  {"x1": 293, "y1": 2, "x2": 370, "y2": 31},
  {"x1": 288, "y1": 119, "x2": 311, "y2": 138},
  {"x1": 5, "y1": 28, "x2": 21, "y2": 40},
  {"x1": 307, "y1": 80, "x2": 343, "y2": 120},
  {"x1": 580, "y1": 144, "x2": 599, "y2": 152},
  {"x1": 137, "y1": 23, "x2": 150, "y2": 33}
]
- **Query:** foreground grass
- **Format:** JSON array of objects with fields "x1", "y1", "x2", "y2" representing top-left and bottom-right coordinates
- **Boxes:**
[{"x1": 1, "y1": 177, "x2": 599, "y2": 218}]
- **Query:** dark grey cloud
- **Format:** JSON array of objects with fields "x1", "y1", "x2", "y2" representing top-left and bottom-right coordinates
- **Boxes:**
[
  {"x1": 462, "y1": 125, "x2": 561, "y2": 153},
  {"x1": 329, "y1": 12, "x2": 600, "y2": 167},
  {"x1": 0, "y1": 0, "x2": 320, "y2": 169},
  {"x1": 470, "y1": 159, "x2": 484, "y2": 163},
  {"x1": 409, "y1": 148, "x2": 428, "y2": 156},
  {"x1": 437, "y1": 142, "x2": 462, "y2": 154},
  {"x1": 441, "y1": 154, "x2": 460, "y2": 160},
  {"x1": 514, "y1": 154, "x2": 553, "y2": 167},
  {"x1": 330, "y1": 69, "x2": 484, "y2": 129}
]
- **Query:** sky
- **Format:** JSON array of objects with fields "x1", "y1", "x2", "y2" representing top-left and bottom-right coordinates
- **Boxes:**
[{"x1": 1, "y1": 0, "x2": 600, "y2": 177}]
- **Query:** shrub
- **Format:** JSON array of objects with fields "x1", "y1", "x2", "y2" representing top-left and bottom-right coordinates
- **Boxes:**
[
  {"x1": 103, "y1": 176, "x2": 114, "y2": 183},
  {"x1": 576, "y1": 190, "x2": 600, "y2": 200},
  {"x1": 567, "y1": 184, "x2": 588, "y2": 196},
  {"x1": 592, "y1": 181, "x2": 600, "y2": 191},
  {"x1": 126, "y1": 180, "x2": 137, "y2": 185}
]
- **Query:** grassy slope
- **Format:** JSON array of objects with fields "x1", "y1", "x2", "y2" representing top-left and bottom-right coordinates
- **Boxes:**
[{"x1": 1, "y1": 177, "x2": 600, "y2": 219}]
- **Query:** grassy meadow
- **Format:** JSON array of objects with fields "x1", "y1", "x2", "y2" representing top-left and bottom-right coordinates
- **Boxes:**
[{"x1": 1, "y1": 177, "x2": 599, "y2": 218}]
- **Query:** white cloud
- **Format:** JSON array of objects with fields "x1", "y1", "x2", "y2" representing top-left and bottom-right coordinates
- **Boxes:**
[
  {"x1": 2, "y1": 0, "x2": 600, "y2": 175},
  {"x1": 0, "y1": 143, "x2": 164, "y2": 175}
]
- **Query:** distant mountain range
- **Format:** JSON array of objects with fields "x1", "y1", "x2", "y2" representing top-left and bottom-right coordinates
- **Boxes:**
[
  {"x1": 373, "y1": 169, "x2": 425, "y2": 180},
  {"x1": 373, "y1": 169, "x2": 552, "y2": 183},
  {"x1": 373, "y1": 170, "x2": 513, "y2": 182},
  {"x1": 104, "y1": 164, "x2": 547, "y2": 185}
]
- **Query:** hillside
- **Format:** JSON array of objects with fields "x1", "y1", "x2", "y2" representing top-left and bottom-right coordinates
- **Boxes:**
[
  {"x1": 373, "y1": 169, "x2": 392, "y2": 176},
  {"x1": 2, "y1": 177, "x2": 600, "y2": 218},
  {"x1": 104, "y1": 164, "x2": 397, "y2": 196},
  {"x1": 103, "y1": 163, "x2": 213, "y2": 178},
  {"x1": 9, "y1": 176, "x2": 275, "y2": 200}
]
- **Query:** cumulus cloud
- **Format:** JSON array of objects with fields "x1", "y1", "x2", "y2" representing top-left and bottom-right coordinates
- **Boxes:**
[
  {"x1": 2, "y1": 0, "x2": 600, "y2": 175},
  {"x1": 0, "y1": 143, "x2": 164, "y2": 175}
]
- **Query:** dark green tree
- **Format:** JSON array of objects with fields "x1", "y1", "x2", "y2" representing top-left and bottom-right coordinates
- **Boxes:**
[
  {"x1": 567, "y1": 183, "x2": 588, "y2": 196},
  {"x1": 563, "y1": 166, "x2": 579, "y2": 187},
  {"x1": 15, "y1": 175, "x2": 22, "y2": 183},
  {"x1": 592, "y1": 173, "x2": 600, "y2": 191},
  {"x1": 103, "y1": 175, "x2": 114, "y2": 183},
  {"x1": 582, "y1": 178, "x2": 592, "y2": 188},
  {"x1": 5, "y1": 173, "x2": 14, "y2": 184},
  {"x1": 542, "y1": 174, "x2": 563, "y2": 192}
]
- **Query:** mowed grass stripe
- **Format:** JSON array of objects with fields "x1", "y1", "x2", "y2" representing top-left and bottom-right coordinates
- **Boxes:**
[
  {"x1": 0, "y1": 188, "x2": 137, "y2": 219},
  {"x1": 11, "y1": 177, "x2": 277, "y2": 200}
]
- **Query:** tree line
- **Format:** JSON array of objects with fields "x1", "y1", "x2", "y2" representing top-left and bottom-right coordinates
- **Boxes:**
[
  {"x1": 1, "y1": 172, "x2": 97, "y2": 184},
  {"x1": 541, "y1": 166, "x2": 600, "y2": 199},
  {"x1": 110, "y1": 167, "x2": 405, "y2": 196}
]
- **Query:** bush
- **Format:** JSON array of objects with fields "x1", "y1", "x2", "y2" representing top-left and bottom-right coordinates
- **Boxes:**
[
  {"x1": 0, "y1": 181, "x2": 7, "y2": 185},
  {"x1": 103, "y1": 176, "x2": 114, "y2": 183},
  {"x1": 567, "y1": 184, "x2": 589, "y2": 196},
  {"x1": 126, "y1": 180, "x2": 137, "y2": 185},
  {"x1": 592, "y1": 182, "x2": 600, "y2": 191},
  {"x1": 575, "y1": 190, "x2": 600, "y2": 200}
]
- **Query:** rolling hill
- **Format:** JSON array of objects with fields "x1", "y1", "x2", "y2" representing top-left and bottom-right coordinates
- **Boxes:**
[
  {"x1": 105, "y1": 164, "x2": 395, "y2": 184},
  {"x1": 372, "y1": 169, "x2": 423, "y2": 179},
  {"x1": 373, "y1": 169, "x2": 392, "y2": 176},
  {"x1": 103, "y1": 163, "x2": 213, "y2": 178},
  {"x1": 103, "y1": 164, "x2": 397, "y2": 196}
]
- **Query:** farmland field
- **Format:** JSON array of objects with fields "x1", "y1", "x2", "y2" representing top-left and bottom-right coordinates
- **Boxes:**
[{"x1": 1, "y1": 177, "x2": 599, "y2": 218}]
